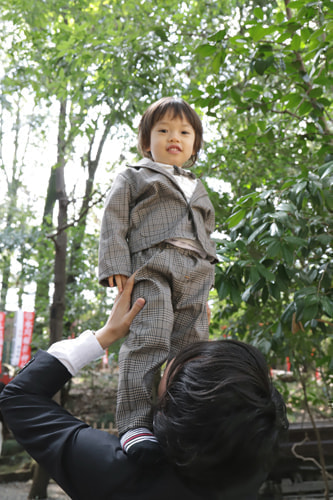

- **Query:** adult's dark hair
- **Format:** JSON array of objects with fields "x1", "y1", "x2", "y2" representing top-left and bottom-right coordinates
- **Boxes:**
[
  {"x1": 153, "y1": 339, "x2": 288, "y2": 491},
  {"x1": 138, "y1": 96, "x2": 203, "y2": 167}
]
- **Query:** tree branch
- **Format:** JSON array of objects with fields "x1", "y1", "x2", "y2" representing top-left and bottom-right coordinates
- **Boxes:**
[
  {"x1": 284, "y1": 0, "x2": 333, "y2": 138},
  {"x1": 291, "y1": 435, "x2": 333, "y2": 480},
  {"x1": 46, "y1": 190, "x2": 106, "y2": 240}
]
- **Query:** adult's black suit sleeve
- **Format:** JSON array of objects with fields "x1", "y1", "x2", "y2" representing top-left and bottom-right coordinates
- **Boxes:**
[
  {"x1": 0, "y1": 350, "x2": 135, "y2": 499},
  {"x1": 0, "y1": 350, "x2": 223, "y2": 500},
  {"x1": 0, "y1": 350, "x2": 262, "y2": 500}
]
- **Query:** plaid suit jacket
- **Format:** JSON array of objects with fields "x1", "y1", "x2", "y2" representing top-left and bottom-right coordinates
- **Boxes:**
[{"x1": 98, "y1": 159, "x2": 217, "y2": 286}]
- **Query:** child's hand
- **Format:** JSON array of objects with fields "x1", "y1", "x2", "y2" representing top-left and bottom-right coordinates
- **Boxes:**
[
  {"x1": 96, "y1": 273, "x2": 145, "y2": 349},
  {"x1": 108, "y1": 274, "x2": 128, "y2": 293}
]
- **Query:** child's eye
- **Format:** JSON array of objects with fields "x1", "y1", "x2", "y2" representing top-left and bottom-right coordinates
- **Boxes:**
[{"x1": 158, "y1": 129, "x2": 167, "y2": 133}]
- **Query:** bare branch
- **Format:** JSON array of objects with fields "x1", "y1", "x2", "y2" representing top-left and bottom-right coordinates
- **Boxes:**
[
  {"x1": 46, "y1": 190, "x2": 106, "y2": 239},
  {"x1": 291, "y1": 435, "x2": 333, "y2": 480}
]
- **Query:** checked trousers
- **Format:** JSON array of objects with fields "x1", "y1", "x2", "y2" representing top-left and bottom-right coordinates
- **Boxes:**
[{"x1": 116, "y1": 244, "x2": 215, "y2": 434}]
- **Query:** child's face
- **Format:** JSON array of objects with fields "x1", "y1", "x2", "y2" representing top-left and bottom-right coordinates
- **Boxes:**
[{"x1": 146, "y1": 111, "x2": 196, "y2": 168}]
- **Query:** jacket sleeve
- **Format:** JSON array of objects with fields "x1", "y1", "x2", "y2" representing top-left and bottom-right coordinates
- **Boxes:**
[
  {"x1": 0, "y1": 351, "x2": 136, "y2": 500},
  {"x1": 98, "y1": 173, "x2": 132, "y2": 287}
]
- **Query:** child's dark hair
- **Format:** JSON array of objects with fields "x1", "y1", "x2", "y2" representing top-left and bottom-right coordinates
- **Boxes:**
[
  {"x1": 153, "y1": 339, "x2": 288, "y2": 491},
  {"x1": 138, "y1": 96, "x2": 203, "y2": 167}
]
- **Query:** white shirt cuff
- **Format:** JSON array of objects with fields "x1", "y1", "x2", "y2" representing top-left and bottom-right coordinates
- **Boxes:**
[{"x1": 47, "y1": 330, "x2": 105, "y2": 376}]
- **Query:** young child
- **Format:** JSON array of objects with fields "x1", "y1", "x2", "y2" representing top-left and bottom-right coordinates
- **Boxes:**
[{"x1": 98, "y1": 96, "x2": 217, "y2": 461}]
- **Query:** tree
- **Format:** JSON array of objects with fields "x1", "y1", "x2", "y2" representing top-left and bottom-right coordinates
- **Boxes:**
[
  {"x1": 0, "y1": 84, "x2": 42, "y2": 311},
  {"x1": 189, "y1": 1, "x2": 333, "y2": 490},
  {"x1": 0, "y1": 0, "x2": 332, "y2": 493},
  {"x1": 0, "y1": 0, "x2": 244, "y2": 340},
  {"x1": 190, "y1": 0, "x2": 332, "y2": 193}
]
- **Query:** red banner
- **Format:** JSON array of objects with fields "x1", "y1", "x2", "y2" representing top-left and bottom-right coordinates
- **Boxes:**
[
  {"x1": 18, "y1": 312, "x2": 35, "y2": 368},
  {"x1": 0, "y1": 312, "x2": 5, "y2": 372}
]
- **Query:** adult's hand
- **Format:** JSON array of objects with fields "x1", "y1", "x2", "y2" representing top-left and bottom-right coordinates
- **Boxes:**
[{"x1": 95, "y1": 274, "x2": 145, "y2": 349}]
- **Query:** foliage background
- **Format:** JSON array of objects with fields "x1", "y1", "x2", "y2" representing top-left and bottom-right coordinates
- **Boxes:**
[{"x1": 0, "y1": 0, "x2": 332, "y2": 419}]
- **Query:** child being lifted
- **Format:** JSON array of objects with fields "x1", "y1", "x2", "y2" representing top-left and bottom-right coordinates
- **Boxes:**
[{"x1": 98, "y1": 96, "x2": 217, "y2": 462}]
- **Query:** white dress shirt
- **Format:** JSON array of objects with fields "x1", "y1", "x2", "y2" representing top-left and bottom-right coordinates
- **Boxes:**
[
  {"x1": 159, "y1": 163, "x2": 207, "y2": 258},
  {"x1": 48, "y1": 330, "x2": 104, "y2": 376}
]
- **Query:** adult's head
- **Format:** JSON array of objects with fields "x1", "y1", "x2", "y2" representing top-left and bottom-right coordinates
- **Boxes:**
[
  {"x1": 154, "y1": 339, "x2": 288, "y2": 490},
  {"x1": 138, "y1": 96, "x2": 203, "y2": 167}
]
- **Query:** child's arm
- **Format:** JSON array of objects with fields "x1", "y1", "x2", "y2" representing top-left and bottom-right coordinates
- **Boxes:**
[
  {"x1": 99, "y1": 174, "x2": 132, "y2": 287},
  {"x1": 108, "y1": 274, "x2": 128, "y2": 293}
]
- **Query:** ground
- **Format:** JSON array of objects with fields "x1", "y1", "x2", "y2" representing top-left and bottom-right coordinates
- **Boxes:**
[
  {"x1": 64, "y1": 367, "x2": 119, "y2": 430},
  {"x1": 0, "y1": 480, "x2": 69, "y2": 499}
]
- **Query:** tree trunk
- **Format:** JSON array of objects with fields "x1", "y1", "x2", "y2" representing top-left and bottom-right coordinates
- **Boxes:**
[
  {"x1": 0, "y1": 102, "x2": 21, "y2": 310},
  {"x1": 30, "y1": 98, "x2": 68, "y2": 497},
  {"x1": 49, "y1": 98, "x2": 68, "y2": 346},
  {"x1": 33, "y1": 167, "x2": 57, "y2": 335},
  {"x1": 0, "y1": 257, "x2": 10, "y2": 310}
]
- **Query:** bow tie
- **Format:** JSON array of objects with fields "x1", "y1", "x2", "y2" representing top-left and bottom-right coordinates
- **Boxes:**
[{"x1": 173, "y1": 165, "x2": 196, "y2": 179}]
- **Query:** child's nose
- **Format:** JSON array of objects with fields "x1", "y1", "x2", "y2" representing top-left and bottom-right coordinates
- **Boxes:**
[{"x1": 169, "y1": 131, "x2": 180, "y2": 141}]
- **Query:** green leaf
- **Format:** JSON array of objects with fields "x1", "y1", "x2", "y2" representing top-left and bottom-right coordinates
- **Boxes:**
[
  {"x1": 321, "y1": 297, "x2": 333, "y2": 318},
  {"x1": 276, "y1": 201, "x2": 297, "y2": 212},
  {"x1": 253, "y1": 56, "x2": 275, "y2": 75},
  {"x1": 247, "y1": 222, "x2": 269, "y2": 243},
  {"x1": 256, "y1": 263, "x2": 275, "y2": 282},
  {"x1": 195, "y1": 44, "x2": 216, "y2": 57},
  {"x1": 318, "y1": 161, "x2": 333, "y2": 179},
  {"x1": 308, "y1": 87, "x2": 323, "y2": 99},
  {"x1": 208, "y1": 29, "x2": 227, "y2": 42},
  {"x1": 253, "y1": 7, "x2": 264, "y2": 20},
  {"x1": 227, "y1": 209, "x2": 247, "y2": 228},
  {"x1": 286, "y1": 93, "x2": 303, "y2": 109},
  {"x1": 266, "y1": 239, "x2": 281, "y2": 258},
  {"x1": 294, "y1": 287, "x2": 318, "y2": 303},
  {"x1": 262, "y1": 284, "x2": 269, "y2": 303},
  {"x1": 212, "y1": 50, "x2": 226, "y2": 73},
  {"x1": 256, "y1": 338, "x2": 272, "y2": 355},
  {"x1": 287, "y1": 0, "x2": 308, "y2": 7},
  {"x1": 290, "y1": 33, "x2": 301, "y2": 51},
  {"x1": 218, "y1": 279, "x2": 230, "y2": 300},
  {"x1": 276, "y1": 265, "x2": 290, "y2": 291},
  {"x1": 275, "y1": 12, "x2": 285, "y2": 24},
  {"x1": 242, "y1": 285, "x2": 252, "y2": 303},
  {"x1": 298, "y1": 100, "x2": 313, "y2": 115},
  {"x1": 248, "y1": 25, "x2": 275, "y2": 42},
  {"x1": 282, "y1": 245, "x2": 294, "y2": 265},
  {"x1": 230, "y1": 286, "x2": 242, "y2": 306},
  {"x1": 249, "y1": 265, "x2": 260, "y2": 283},
  {"x1": 315, "y1": 233, "x2": 333, "y2": 246},
  {"x1": 281, "y1": 303, "x2": 296, "y2": 324},
  {"x1": 284, "y1": 235, "x2": 307, "y2": 249},
  {"x1": 229, "y1": 85, "x2": 242, "y2": 104},
  {"x1": 301, "y1": 303, "x2": 318, "y2": 322},
  {"x1": 153, "y1": 27, "x2": 169, "y2": 42},
  {"x1": 269, "y1": 282, "x2": 281, "y2": 300},
  {"x1": 324, "y1": 192, "x2": 333, "y2": 211},
  {"x1": 294, "y1": 180, "x2": 307, "y2": 194}
]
